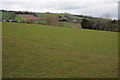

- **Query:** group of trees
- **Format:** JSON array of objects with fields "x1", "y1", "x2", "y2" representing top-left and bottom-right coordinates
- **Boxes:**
[
  {"x1": 14, "y1": 11, "x2": 36, "y2": 15},
  {"x1": 8, "y1": 12, "x2": 16, "y2": 20},
  {"x1": 1, "y1": 10, "x2": 36, "y2": 15},
  {"x1": 81, "y1": 18, "x2": 118, "y2": 32},
  {"x1": 74, "y1": 14, "x2": 93, "y2": 19}
]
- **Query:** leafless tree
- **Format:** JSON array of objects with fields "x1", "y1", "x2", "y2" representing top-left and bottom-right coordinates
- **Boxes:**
[{"x1": 45, "y1": 14, "x2": 60, "y2": 26}]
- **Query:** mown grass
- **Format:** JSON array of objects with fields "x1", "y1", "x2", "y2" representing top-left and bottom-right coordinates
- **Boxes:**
[
  {"x1": 3, "y1": 22, "x2": 118, "y2": 78},
  {"x1": 2, "y1": 12, "x2": 12, "y2": 19},
  {"x1": 14, "y1": 15, "x2": 25, "y2": 21}
]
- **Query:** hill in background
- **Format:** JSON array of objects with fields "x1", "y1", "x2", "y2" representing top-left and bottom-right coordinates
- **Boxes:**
[{"x1": 0, "y1": 10, "x2": 118, "y2": 32}]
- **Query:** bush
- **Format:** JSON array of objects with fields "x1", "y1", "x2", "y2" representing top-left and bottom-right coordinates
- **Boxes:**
[{"x1": 81, "y1": 19, "x2": 93, "y2": 29}]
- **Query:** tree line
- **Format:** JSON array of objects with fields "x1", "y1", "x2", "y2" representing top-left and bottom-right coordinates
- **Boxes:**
[{"x1": 81, "y1": 18, "x2": 118, "y2": 32}]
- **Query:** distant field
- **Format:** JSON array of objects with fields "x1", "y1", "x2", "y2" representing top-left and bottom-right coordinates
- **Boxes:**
[
  {"x1": 53, "y1": 13, "x2": 65, "y2": 16},
  {"x1": 36, "y1": 13, "x2": 46, "y2": 19},
  {"x1": 3, "y1": 22, "x2": 118, "y2": 78},
  {"x1": 36, "y1": 13, "x2": 81, "y2": 20},
  {"x1": 2, "y1": 12, "x2": 12, "y2": 19},
  {"x1": 61, "y1": 22, "x2": 82, "y2": 28},
  {"x1": 14, "y1": 15, "x2": 25, "y2": 21},
  {"x1": 29, "y1": 20, "x2": 46, "y2": 24},
  {"x1": 36, "y1": 13, "x2": 66, "y2": 19},
  {"x1": 20, "y1": 14, "x2": 41, "y2": 20}
]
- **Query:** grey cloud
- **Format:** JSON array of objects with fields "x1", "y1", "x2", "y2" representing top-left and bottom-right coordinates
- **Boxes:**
[{"x1": 1, "y1": 0, "x2": 119, "y2": 2}]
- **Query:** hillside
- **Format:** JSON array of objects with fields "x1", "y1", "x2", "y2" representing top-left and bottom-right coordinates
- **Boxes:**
[
  {"x1": 1, "y1": 10, "x2": 92, "y2": 28},
  {"x1": 3, "y1": 22, "x2": 118, "y2": 78},
  {"x1": 1, "y1": 10, "x2": 118, "y2": 32}
]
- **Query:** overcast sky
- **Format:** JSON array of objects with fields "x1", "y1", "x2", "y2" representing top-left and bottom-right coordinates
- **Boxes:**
[{"x1": 0, "y1": 0, "x2": 119, "y2": 19}]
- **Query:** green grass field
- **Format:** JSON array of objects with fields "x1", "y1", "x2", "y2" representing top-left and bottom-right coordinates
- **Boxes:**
[
  {"x1": 2, "y1": 12, "x2": 12, "y2": 19},
  {"x1": 3, "y1": 22, "x2": 118, "y2": 78},
  {"x1": 14, "y1": 15, "x2": 25, "y2": 21}
]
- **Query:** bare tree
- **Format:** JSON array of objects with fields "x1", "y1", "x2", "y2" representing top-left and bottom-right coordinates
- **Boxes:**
[{"x1": 45, "y1": 14, "x2": 60, "y2": 26}]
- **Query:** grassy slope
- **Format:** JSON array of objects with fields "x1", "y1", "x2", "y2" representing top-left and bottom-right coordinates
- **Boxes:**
[
  {"x1": 2, "y1": 12, "x2": 12, "y2": 19},
  {"x1": 36, "y1": 13, "x2": 82, "y2": 28},
  {"x1": 14, "y1": 15, "x2": 25, "y2": 21},
  {"x1": 29, "y1": 20, "x2": 46, "y2": 24},
  {"x1": 3, "y1": 22, "x2": 118, "y2": 78},
  {"x1": 53, "y1": 13, "x2": 68, "y2": 20},
  {"x1": 36, "y1": 13, "x2": 46, "y2": 19},
  {"x1": 36, "y1": 13, "x2": 85, "y2": 20}
]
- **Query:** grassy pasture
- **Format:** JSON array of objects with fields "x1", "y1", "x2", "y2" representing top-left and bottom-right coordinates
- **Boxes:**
[
  {"x1": 14, "y1": 15, "x2": 25, "y2": 21},
  {"x1": 36, "y1": 13, "x2": 46, "y2": 19},
  {"x1": 3, "y1": 22, "x2": 118, "y2": 78}
]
